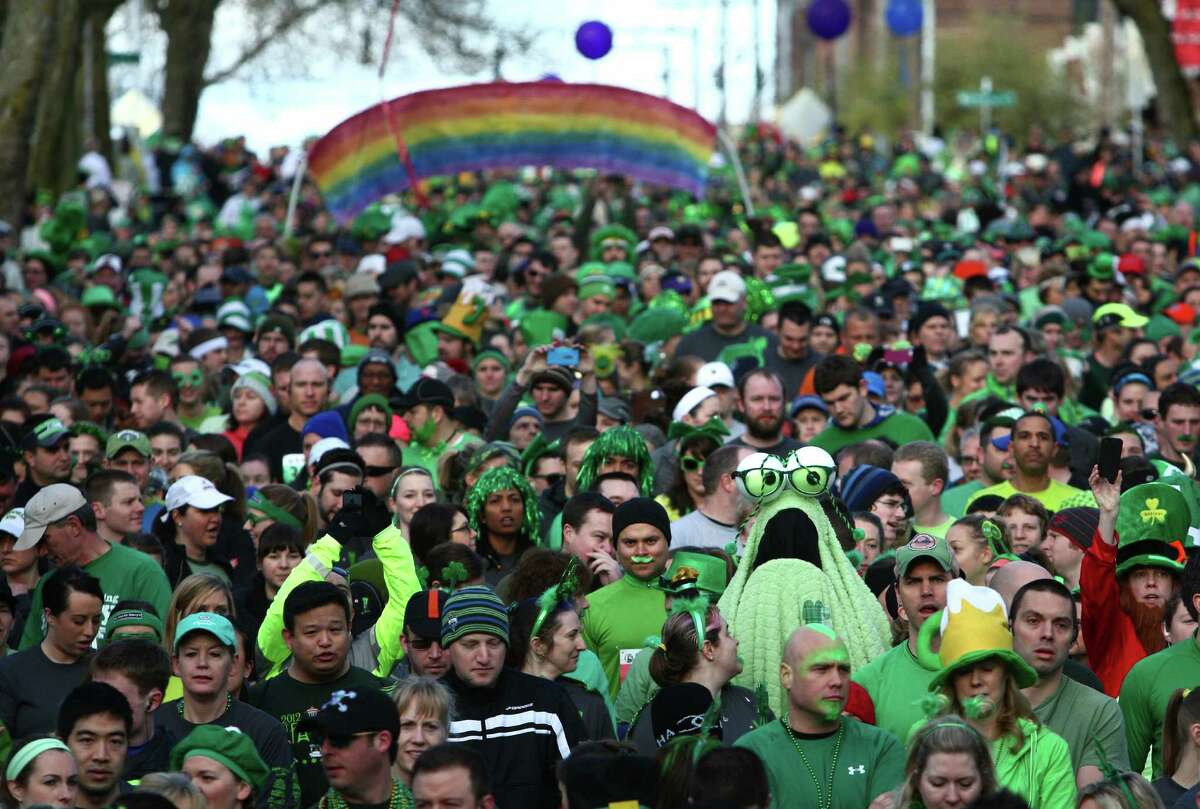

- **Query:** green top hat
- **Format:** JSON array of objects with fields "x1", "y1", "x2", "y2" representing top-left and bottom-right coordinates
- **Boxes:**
[
  {"x1": 1114, "y1": 482, "x2": 1189, "y2": 577},
  {"x1": 661, "y1": 551, "x2": 729, "y2": 597}
]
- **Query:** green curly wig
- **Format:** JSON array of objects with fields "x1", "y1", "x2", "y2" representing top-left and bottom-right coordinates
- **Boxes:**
[
  {"x1": 465, "y1": 466, "x2": 542, "y2": 543},
  {"x1": 574, "y1": 425, "x2": 653, "y2": 496}
]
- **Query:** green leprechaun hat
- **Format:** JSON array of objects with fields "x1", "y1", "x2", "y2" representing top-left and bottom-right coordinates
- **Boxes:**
[{"x1": 1113, "y1": 482, "x2": 1189, "y2": 577}]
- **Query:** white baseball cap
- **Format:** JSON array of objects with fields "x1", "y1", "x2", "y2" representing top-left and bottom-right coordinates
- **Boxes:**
[
  {"x1": 707, "y1": 270, "x2": 746, "y2": 303},
  {"x1": 0, "y1": 509, "x2": 24, "y2": 540},
  {"x1": 309, "y1": 437, "x2": 350, "y2": 466},
  {"x1": 695, "y1": 361, "x2": 735, "y2": 389},
  {"x1": 162, "y1": 476, "x2": 233, "y2": 521},
  {"x1": 673, "y1": 386, "x2": 717, "y2": 422},
  {"x1": 16, "y1": 485, "x2": 87, "y2": 551}
]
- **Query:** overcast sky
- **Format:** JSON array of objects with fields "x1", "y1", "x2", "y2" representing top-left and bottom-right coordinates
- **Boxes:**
[{"x1": 110, "y1": 0, "x2": 776, "y2": 154}]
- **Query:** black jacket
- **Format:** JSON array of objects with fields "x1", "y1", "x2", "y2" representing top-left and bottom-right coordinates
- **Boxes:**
[
  {"x1": 444, "y1": 667, "x2": 585, "y2": 809},
  {"x1": 160, "y1": 537, "x2": 237, "y2": 590}
]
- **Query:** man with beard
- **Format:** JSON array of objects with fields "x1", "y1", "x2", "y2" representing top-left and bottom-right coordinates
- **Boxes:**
[
  {"x1": 942, "y1": 412, "x2": 1015, "y2": 518},
  {"x1": 1011, "y1": 579, "x2": 1128, "y2": 787},
  {"x1": 809, "y1": 356, "x2": 933, "y2": 456},
  {"x1": 1084, "y1": 471, "x2": 1187, "y2": 697},
  {"x1": 365, "y1": 303, "x2": 403, "y2": 355},
  {"x1": 674, "y1": 271, "x2": 777, "y2": 363},
  {"x1": 1120, "y1": 554, "x2": 1200, "y2": 779},
  {"x1": 254, "y1": 315, "x2": 295, "y2": 364},
  {"x1": 967, "y1": 410, "x2": 1084, "y2": 512},
  {"x1": 728, "y1": 369, "x2": 802, "y2": 456},
  {"x1": 852, "y1": 533, "x2": 954, "y2": 741}
]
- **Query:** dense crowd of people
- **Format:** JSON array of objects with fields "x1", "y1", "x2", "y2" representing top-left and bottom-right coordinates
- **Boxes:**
[{"x1": 0, "y1": 120, "x2": 1196, "y2": 809}]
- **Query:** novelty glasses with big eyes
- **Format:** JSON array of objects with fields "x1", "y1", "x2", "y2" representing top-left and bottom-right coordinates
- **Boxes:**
[
  {"x1": 172, "y1": 369, "x2": 204, "y2": 387},
  {"x1": 733, "y1": 447, "x2": 837, "y2": 501}
]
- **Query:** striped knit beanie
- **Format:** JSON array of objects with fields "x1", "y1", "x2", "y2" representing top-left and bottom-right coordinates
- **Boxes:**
[
  {"x1": 231, "y1": 372, "x2": 277, "y2": 416},
  {"x1": 441, "y1": 586, "x2": 510, "y2": 647},
  {"x1": 1047, "y1": 507, "x2": 1099, "y2": 550},
  {"x1": 839, "y1": 465, "x2": 904, "y2": 512}
]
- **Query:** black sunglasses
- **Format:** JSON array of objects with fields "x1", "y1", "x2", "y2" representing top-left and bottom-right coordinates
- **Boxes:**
[
  {"x1": 314, "y1": 730, "x2": 377, "y2": 749},
  {"x1": 534, "y1": 473, "x2": 564, "y2": 487},
  {"x1": 364, "y1": 464, "x2": 398, "y2": 478}
]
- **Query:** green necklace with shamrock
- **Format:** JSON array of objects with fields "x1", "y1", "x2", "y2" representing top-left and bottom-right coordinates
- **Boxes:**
[{"x1": 317, "y1": 778, "x2": 413, "y2": 809}]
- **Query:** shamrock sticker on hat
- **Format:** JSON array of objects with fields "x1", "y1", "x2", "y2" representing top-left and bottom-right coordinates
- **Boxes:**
[{"x1": 1140, "y1": 498, "x2": 1166, "y2": 525}]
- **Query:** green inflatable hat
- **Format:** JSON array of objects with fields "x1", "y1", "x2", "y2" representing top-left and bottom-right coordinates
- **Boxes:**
[{"x1": 1113, "y1": 482, "x2": 1189, "y2": 577}]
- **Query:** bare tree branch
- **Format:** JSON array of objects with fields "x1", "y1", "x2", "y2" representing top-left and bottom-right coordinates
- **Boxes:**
[{"x1": 201, "y1": 0, "x2": 325, "y2": 86}]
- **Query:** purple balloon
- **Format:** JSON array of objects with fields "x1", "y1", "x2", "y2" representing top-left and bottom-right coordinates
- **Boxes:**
[
  {"x1": 806, "y1": 0, "x2": 851, "y2": 40},
  {"x1": 540, "y1": 73, "x2": 564, "y2": 82},
  {"x1": 575, "y1": 20, "x2": 613, "y2": 60},
  {"x1": 886, "y1": 0, "x2": 923, "y2": 37}
]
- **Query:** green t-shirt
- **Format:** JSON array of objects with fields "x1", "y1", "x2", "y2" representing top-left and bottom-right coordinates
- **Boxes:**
[
  {"x1": 734, "y1": 718, "x2": 905, "y2": 809},
  {"x1": 179, "y1": 404, "x2": 223, "y2": 431},
  {"x1": 581, "y1": 574, "x2": 666, "y2": 701},
  {"x1": 990, "y1": 719, "x2": 1077, "y2": 809},
  {"x1": 187, "y1": 558, "x2": 231, "y2": 585},
  {"x1": 941, "y1": 480, "x2": 984, "y2": 519},
  {"x1": 401, "y1": 432, "x2": 478, "y2": 490},
  {"x1": 808, "y1": 410, "x2": 935, "y2": 457},
  {"x1": 965, "y1": 479, "x2": 1086, "y2": 512},
  {"x1": 1120, "y1": 636, "x2": 1200, "y2": 776},
  {"x1": 20, "y1": 542, "x2": 173, "y2": 648},
  {"x1": 247, "y1": 667, "x2": 393, "y2": 808},
  {"x1": 915, "y1": 515, "x2": 955, "y2": 539},
  {"x1": 1032, "y1": 675, "x2": 1129, "y2": 776},
  {"x1": 851, "y1": 641, "x2": 938, "y2": 743}
]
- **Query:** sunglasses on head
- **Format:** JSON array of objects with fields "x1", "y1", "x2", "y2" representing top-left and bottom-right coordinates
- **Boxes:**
[{"x1": 680, "y1": 455, "x2": 706, "y2": 472}]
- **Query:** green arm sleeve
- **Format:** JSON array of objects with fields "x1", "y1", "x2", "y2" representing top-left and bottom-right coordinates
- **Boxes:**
[
  {"x1": 368, "y1": 523, "x2": 422, "y2": 678},
  {"x1": 1119, "y1": 669, "x2": 1152, "y2": 773},
  {"x1": 614, "y1": 646, "x2": 658, "y2": 727},
  {"x1": 256, "y1": 535, "x2": 343, "y2": 677},
  {"x1": 18, "y1": 579, "x2": 45, "y2": 650}
]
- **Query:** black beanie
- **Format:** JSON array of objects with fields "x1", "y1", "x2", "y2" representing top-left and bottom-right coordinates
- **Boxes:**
[{"x1": 612, "y1": 497, "x2": 672, "y2": 543}]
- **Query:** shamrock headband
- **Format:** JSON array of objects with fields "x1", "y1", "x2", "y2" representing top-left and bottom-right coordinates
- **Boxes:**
[
  {"x1": 247, "y1": 491, "x2": 303, "y2": 531},
  {"x1": 981, "y1": 519, "x2": 1007, "y2": 557},
  {"x1": 667, "y1": 416, "x2": 731, "y2": 446},
  {"x1": 531, "y1": 557, "x2": 581, "y2": 638}
]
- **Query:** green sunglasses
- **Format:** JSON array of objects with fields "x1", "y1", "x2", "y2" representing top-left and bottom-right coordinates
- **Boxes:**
[
  {"x1": 680, "y1": 455, "x2": 706, "y2": 472},
  {"x1": 172, "y1": 369, "x2": 204, "y2": 387}
]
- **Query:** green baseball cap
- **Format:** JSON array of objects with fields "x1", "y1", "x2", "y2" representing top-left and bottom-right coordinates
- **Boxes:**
[
  {"x1": 105, "y1": 429, "x2": 150, "y2": 460},
  {"x1": 895, "y1": 533, "x2": 955, "y2": 578},
  {"x1": 174, "y1": 612, "x2": 236, "y2": 651}
]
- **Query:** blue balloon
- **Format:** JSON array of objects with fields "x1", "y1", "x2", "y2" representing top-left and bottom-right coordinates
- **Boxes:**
[
  {"x1": 806, "y1": 0, "x2": 851, "y2": 41},
  {"x1": 575, "y1": 20, "x2": 613, "y2": 60},
  {"x1": 886, "y1": 0, "x2": 923, "y2": 37},
  {"x1": 540, "y1": 73, "x2": 564, "y2": 82}
]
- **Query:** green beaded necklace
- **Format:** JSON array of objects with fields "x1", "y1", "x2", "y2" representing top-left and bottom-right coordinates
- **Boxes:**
[
  {"x1": 780, "y1": 717, "x2": 845, "y2": 809},
  {"x1": 318, "y1": 778, "x2": 413, "y2": 809},
  {"x1": 178, "y1": 693, "x2": 233, "y2": 719}
]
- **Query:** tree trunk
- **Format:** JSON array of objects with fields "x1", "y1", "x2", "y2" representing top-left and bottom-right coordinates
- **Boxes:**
[
  {"x1": 158, "y1": 0, "x2": 219, "y2": 142},
  {"x1": 0, "y1": 2, "x2": 58, "y2": 228},
  {"x1": 27, "y1": 0, "x2": 85, "y2": 200},
  {"x1": 1111, "y1": 0, "x2": 1199, "y2": 144},
  {"x1": 85, "y1": 0, "x2": 123, "y2": 165}
]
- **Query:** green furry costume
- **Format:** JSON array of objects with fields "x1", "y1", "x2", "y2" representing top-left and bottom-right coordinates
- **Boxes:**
[{"x1": 718, "y1": 447, "x2": 891, "y2": 716}]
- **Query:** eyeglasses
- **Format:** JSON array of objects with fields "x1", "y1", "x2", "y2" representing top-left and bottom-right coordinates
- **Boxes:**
[
  {"x1": 406, "y1": 637, "x2": 440, "y2": 651},
  {"x1": 680, "y1": 455, "x2": 706, "y2": 472},
  {"x1": 310, "y1": 249, "x2": 333, "y2": 259},
  {"x1": 364, "y1": 464, "x2": 398, "y2": 478},
  {"x1": 314, "y1": 731, "x2": 377, "y2": 749},
  {"x1": 450, "y1": 523, "x2": 472, "y2": 535}
]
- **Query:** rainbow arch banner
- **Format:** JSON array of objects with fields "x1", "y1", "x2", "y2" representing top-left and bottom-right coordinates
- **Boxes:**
[{"x1": 307, "y1": 82, "x2": 718, "y2": 223}]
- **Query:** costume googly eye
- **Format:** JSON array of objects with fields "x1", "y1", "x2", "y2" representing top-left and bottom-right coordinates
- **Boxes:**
[
  {"x1": 734, "y1": 452, "x2": 786, "y2": 500},
  {"x1": 784, "y1": 446, "x2": 836, "y2": 496}
]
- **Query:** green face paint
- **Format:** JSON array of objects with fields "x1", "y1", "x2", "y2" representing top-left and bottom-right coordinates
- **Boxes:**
[
  {"x1": 805, "y1": 623, "x2": 838, "y2": 641},
  {"x1": 1180, "y1": 433, "x2": 1197, "y2": 445},
  {"x1": 630, "y1": 555, "x2": 656, "y2": 564},
  {"x1": 411, "y1": 417, "x2": 437, "y2": 445},
  {"x1": 795, "y1": 644, "x2": 850, "y2": 720}
]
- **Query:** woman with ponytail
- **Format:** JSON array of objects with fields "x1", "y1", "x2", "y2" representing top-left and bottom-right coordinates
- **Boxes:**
[
  {"x1": 918, "y1": 579, "x2": 1076, "y2": 809},
  {"x1": 946, "y1": 515, "x2": 1011, "y2": 587},
  {"x1": 626, "y1": 597, "x2": 761, "y2": 754},
  {"x1": 1153, "y1": 688, "x2": 1200, "y2": 806},
  {"x1": 243, "y1": 483, "x2": 318, "y2": 548}
]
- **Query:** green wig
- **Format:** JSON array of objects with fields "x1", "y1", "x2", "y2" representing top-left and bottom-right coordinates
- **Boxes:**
[
  {"x1": 574, "y1": 425, "x2": 653, "y2": 496},
  {"x1": 464, "y1": 466, "x2": 542, "y2": 543}
]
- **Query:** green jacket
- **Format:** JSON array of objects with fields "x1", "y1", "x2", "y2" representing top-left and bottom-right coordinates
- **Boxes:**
[
  {"x1": 257, "y1": 525, "x2": 422, "y2": 679},
  {"x1": 992, "y1": 719, "x2": 1077, "y2": 809}
]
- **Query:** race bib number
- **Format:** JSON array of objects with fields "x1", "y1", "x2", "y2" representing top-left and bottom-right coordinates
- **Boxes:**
[{"x1": 619, "y1": 648, "x2": 640, "y2": 681}]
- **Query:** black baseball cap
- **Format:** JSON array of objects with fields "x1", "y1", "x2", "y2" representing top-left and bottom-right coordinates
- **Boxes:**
[
  {"x1": 404, "y1": 590, "x2": 446, "y2": 642},
  {"x1": 397, "y1": 378, "x2": 454, "y2": 413},
  {"x1": 297, "y1": 686, "x2": 400, "y2": 739}
]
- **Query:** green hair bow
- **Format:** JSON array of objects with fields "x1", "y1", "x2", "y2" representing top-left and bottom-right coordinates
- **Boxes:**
[
  {"x1": 531, "y1": 558, "x2": 580, "y2": 638},
  {"x1": 669, "y1": 592, "x2": 712, "y2": 650}
]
